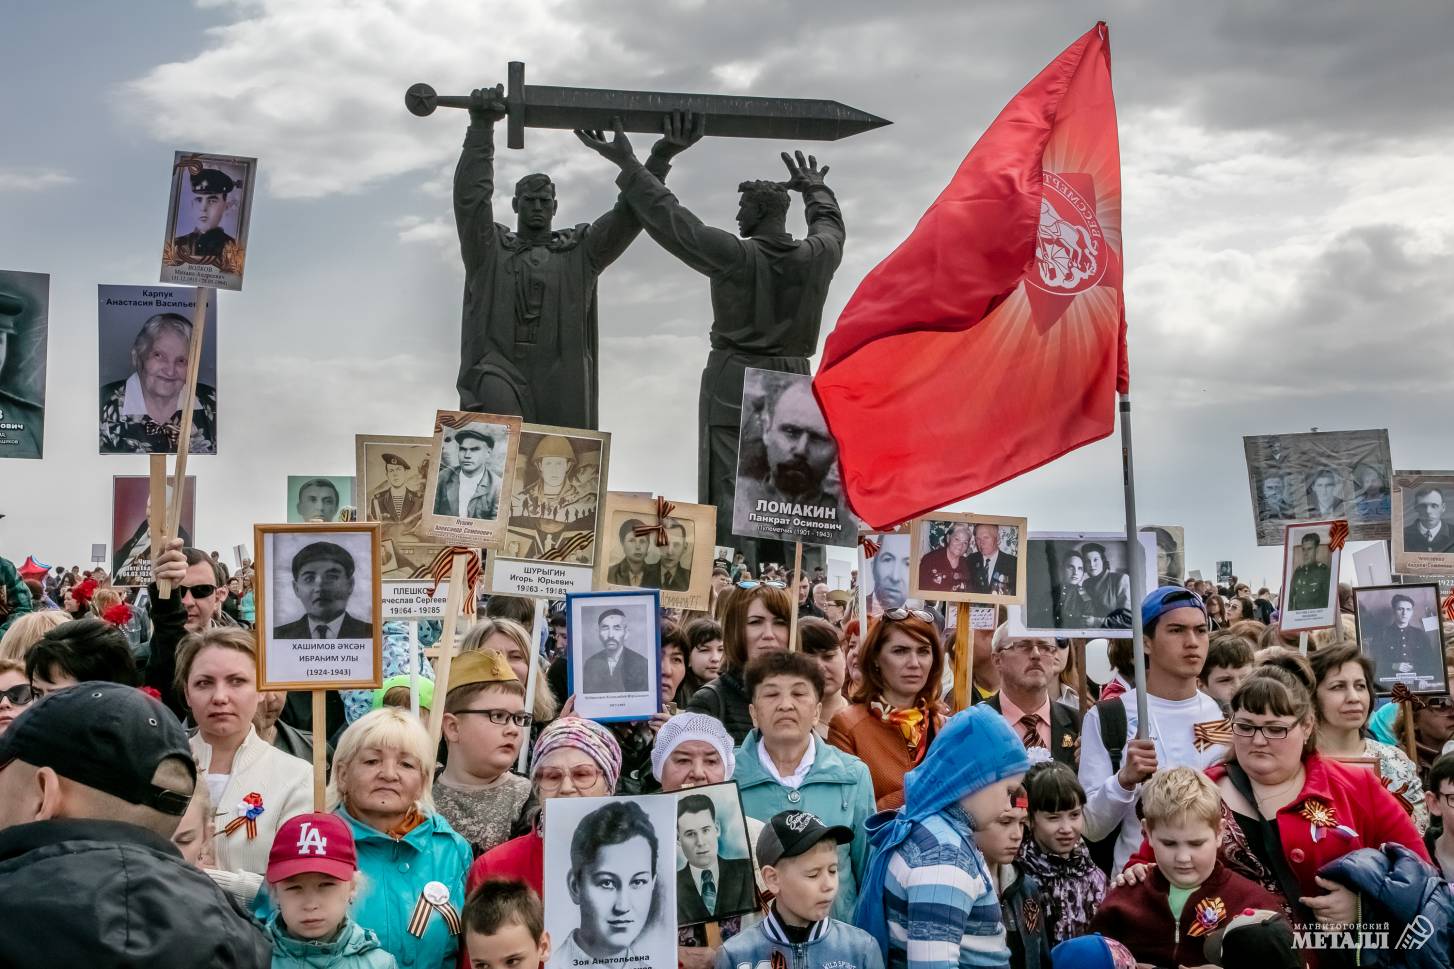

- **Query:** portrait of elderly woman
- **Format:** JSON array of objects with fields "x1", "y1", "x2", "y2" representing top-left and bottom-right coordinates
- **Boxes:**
[{"x1": 99, "y1": 308, "x2": 217, "y2": 454}]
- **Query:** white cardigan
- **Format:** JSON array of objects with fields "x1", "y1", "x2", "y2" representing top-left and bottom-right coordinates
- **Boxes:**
[{"x1": 192, "y1": 725, "x2": 313, "y2": 903}]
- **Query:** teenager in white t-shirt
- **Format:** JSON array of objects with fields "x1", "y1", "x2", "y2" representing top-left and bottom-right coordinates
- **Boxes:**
[{"x1": 1079, "y1": 586, "x2": 1229, "y2": 873}]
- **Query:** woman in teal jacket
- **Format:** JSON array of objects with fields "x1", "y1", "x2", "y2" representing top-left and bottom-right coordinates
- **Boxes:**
[
  {"x1": 732, "y1": 651, "x2": 876, "y2": 920},
  {"x1": 264, "y1": 707, "x2": 471, "y2": 969},
  {"x1": 263, "y1": 912, "x2": 397, "y2": 968}
]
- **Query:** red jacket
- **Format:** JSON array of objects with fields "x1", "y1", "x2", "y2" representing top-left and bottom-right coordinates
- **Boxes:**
[
  {"x1": 466, "y1": 829, "x2": 543, "y2": 899},
  {"x1": 1131, "y1": 753, "x2": 1430, "y2": 898},
  {"x1": 1089, "y1": 861, "x2": 1282, "y2": 968}
]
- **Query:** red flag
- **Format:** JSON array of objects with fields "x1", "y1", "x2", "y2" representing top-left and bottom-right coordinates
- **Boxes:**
[{"x1": 814, "y1": 23, "x2": 1126, "y2": 529}]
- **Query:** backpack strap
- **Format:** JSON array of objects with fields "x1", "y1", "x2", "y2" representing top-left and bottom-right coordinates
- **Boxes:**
[{"x1": 1097, "y1": 697, "x2": 1129, "y2": 773}]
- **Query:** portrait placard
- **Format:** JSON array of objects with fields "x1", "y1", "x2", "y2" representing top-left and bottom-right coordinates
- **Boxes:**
[
  {"x1": 354, "y1": 433, "x2": 452, "y2": 580},
  {"x1": 97, "y1": 284, "x2": 218, "y2": 455},
  {"x1": 1021, "y1": 532, "x2": 1150, "y2": 638},
  {"x1": 1278, "y1": 521, "x2": 1341, "y2": 633},
  {"x1": 909, "y1": 513, "x2": 1027, "y2": 605},
  {"x1": 287, "y1": 475, "x2": 354, "y2": 524},
  {"x1": 1390, "y1": 472, "x2": 1454, "y2": 576},
  {"x1": 422, "y1": 409, "x2": 521, "y2": 548},
  {"x1": 1352, "y1": 542, "x2": 1393, "y2": 587},
  {"x1": 1217, "y1": 561, "x2": 1234, "y2": 584},
  {"x1": 596, "y1": 493, "x2": 716, "y2": 612},
  {"x1": 111, "y1": 475, "x2": 196, "y2": 587},
  {"x1": 254, "y1": 522, "x2": 383, "y2": 691},
  {"x1": 860, "y1": 530, "x2": 911, "y2": 617},
  {"x1": 233, "y1": 543, "x2": 248, "y2": 567},
  {"x1": 543, "y1": 794, "x2": 676, "y2": 969},
  {"x1": 486, "y1": 423, "x2": 609, "y2": 598},
  {"x1": 1243, "y1": 429, "x2": 1392, "y2": 545},
  {"x1": 1140, "y1": 525, "x2": 1185, "y2": 587},
  {"x1": 566, "y1": 590, "x2": 661, "y2": 723},
  {"x1": 0, "y1": 269, "x2": 49, "y2": 460},
  {"x1": 730, "y1": 368, "x2": 859, "y2": 548},
  {"x1": 160, "y1": 151, "x2": 257, "y2": 291},
  {"x1": 674, "y1": 782, "x2": 758, "y2": 927},
  {"x1": 1355, "y1": 582, "x2": 1447, "y2": 696}
]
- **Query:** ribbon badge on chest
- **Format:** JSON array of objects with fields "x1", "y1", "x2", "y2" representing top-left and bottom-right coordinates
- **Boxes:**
[
  {"x1": 1186, "y1": 897, "x2": 1225, "y2": 938},
  {"x1": 408, "y1": 881, "x2": 462, "y2": 938},
  {"x1": 1301, "y1": 797, "x2": 1358, "y2": 844},
  {"x1": 222, "y1": 792, "x2": 265, "y2": 839}
]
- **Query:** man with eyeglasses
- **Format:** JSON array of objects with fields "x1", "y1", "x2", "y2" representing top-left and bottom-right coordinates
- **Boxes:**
[
  {"x1": 144, "y1": 538, "x2": 235, "y2": 718},
  {"x1": 984, "y1": 625, "x2": 1082, "y2": 767},
  {"x1": 1078, "y1": 586, "x2": 1230, "y2": 874},
  {"x1": 1424, "y1": 753, "x2": 1454, "y2": 880}
]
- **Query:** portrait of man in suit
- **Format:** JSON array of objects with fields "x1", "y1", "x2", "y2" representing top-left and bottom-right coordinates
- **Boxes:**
[
  {"x1": 675, "y1": 793, "x2": 756, "y2": 924},
  {"x1": 1404, "y1": 485, "x2": 1454, "y2": 555},
  {"x1": 867, "y1": 533, "x2": 911, "y2": 614},
  {"x1": 433, "y1": 424, "x2": 502, "y2": 520},
  {"x1": 968, "y1": 523, "x2": 1019, "y2": 596},
  {"x1": 295, "y1": 478, "x2": 340, "y2": 523},
  {"x1": 986, "y1": 630, "x2": 1081, "y2": 767},
  {"x1": 273, "y1": 540, "x2": 373, "y2": 640},
  {"x1": 658, "y1": 520, "x2": 692, "y2": 592},
  {"x1": 581, "y1": 607, "x2": 649, "y2": 694},
  {"x1": 607, "y1": 518, "x2": 662, "y2": 589}
]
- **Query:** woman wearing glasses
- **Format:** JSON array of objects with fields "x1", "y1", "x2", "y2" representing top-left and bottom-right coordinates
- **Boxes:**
[
  {"x1": 466, "y1": 715, "x2": 622, "y2": 899},
  {"x1": 827, "y1": 607, "x2": 946, "y2": 810},
  {"x1": 686, "y1": 583, "x2": 793, "y2": 744},
  {"x1": 0, "y1": 659, "x2": 34, "y2": 734},
  {"x1": 1122, "y1": 666, "x2": 1427, "y2": 927}
]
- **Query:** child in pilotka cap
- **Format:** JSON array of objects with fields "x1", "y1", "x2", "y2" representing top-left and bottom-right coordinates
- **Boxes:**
[
  {"x1": 462, "y1": 879, "x2": 550, "y2": 969},
  {"x1": 264, "y1": 812, "x2": 397, "y2": 968},
  {"x1": 715, "y1": 810, "x2": 884, "y2": 969},
  {"x1": 1088, "y1": 768, "x2": 1280, "y2": 969}
]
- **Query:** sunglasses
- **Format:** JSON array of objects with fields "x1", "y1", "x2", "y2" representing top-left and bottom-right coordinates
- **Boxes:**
[
  {"x1": 179, "y1": 583, "x2": 218, "y2": 600},
  {"x1": 0, "y1": 683, "x2": 36, "y2": 707},
  {"x1": 883, "y1": 606, "x2": 936, "y2": 623},
  {"x1": 737, "y1": 580, "x2": 787, "y2": 590}
]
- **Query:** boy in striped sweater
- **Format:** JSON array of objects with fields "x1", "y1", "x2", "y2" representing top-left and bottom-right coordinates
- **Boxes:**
[{"x1": 855, "y1": 705, "x2": 1031, "y2": 969}]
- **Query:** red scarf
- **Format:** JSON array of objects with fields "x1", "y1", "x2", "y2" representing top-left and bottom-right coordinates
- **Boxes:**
[{"x1": 869, "y1": 697, "x2": 940, "y2": 763}]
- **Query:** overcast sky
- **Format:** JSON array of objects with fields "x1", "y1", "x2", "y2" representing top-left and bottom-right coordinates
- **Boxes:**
[{"x1": 2, "y1": 0, "x2": 1451, "y2": 591}]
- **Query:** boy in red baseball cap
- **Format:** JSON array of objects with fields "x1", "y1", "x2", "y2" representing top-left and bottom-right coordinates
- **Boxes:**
[{"x1": 265, "y1": 812, "x2": 396, "y2": 968}]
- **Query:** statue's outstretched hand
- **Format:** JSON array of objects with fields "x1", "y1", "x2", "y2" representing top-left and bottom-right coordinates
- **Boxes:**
[
  {"x1": 652, "y1": 111, "x2": 706, "y2": 159},
  {"x1": 468, "y1": 84, "x2": 508, "y2": 124},
  {"x1": 574, "y1": 118, "x2": 638, "y2": 168},
  {"x1": 781, "y1": 150, "x2": 829, "y2": 191}
]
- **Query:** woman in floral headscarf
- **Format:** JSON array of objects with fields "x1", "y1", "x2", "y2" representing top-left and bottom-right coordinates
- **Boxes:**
[{"x1": 828, "y1": 607, "x2": 946, "y2": 809}]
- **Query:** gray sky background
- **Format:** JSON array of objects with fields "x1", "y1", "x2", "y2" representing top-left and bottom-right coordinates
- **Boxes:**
[{"x1": 2, "y1": 0, "x2": 1451, "y2": 592}]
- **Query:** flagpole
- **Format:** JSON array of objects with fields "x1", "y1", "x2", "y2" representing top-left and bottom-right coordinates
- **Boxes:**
[{"x1": 1119, "y1": 394, "x2": 1149, "y2": 738}]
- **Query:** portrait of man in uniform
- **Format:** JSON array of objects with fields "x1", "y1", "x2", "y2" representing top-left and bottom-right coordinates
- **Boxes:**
[
  {"x1": 161, "y1": 153, "x2": 255, "y2": 290},
  {"x1": 433, "y1": 424, "x2": 502, "y2": 520},
  {"x1": 581, "y1": 607, "x2": 649, "y2": 694},
  {"x1": 272, "y1": 540, "x2": 373, "y2": 640},
  {"x1": 368, "y1": 453, "x2": 424, "y2": 525},
  {"x1": 503, "y1": 432, "x2": 601, "y2": 563},
  {"x1": 1358, "y1": 585, "x2": 1446, "y2": 695},
  {"x1": 0, "y1": 273, "x2": 48, "y2": 460},
  {"x1": 1287, "y1": 532, "x2": 1331, "y2": 611}
]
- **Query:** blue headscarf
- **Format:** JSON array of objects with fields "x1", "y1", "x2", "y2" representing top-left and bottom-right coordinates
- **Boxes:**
[{"x1": 853, "y1": 704, "x2": 1031, "y2": 951}]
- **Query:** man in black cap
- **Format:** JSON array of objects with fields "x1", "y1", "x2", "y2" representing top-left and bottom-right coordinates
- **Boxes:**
[
  {"x1": 171, "y1": 167, "x2": 240, "y2": 263},
  {"x1": 0, "y1": 289, "x2": 44, "y2": 460},
  {"x1": 434, "y1": 425, "x2": 500, "y2": 519},
  {"x1": 368, "y1": 451, "x2": 424, "y2": 524},
  {"x1": 273, "y1": 540, "x2": 372, "y2": 639},
  {"x1": 0, "y1": 682, "x2": 271, "y2": 966}
]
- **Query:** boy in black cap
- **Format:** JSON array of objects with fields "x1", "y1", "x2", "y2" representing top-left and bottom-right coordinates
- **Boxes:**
[
  {"x1": 0, "y1": 682, "x2": 270, "y2": 966},
  {"x1": 716, "y1": 809, "x2": 884, "y2": 969}
]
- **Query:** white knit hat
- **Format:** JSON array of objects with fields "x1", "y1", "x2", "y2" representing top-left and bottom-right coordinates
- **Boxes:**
[{"x1": 650, "y1": 712, "x2": 736, "y2": 783}]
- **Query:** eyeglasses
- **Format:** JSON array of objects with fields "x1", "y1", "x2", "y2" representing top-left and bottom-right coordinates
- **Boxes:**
[
  {"x1": 883, "y1": 607, "x2": 936, "y2": 623},
  {"x1": 1425, "y1": 696, "x2": 1454, "y2": 712},
  {"x1": 179, "y1": 583, "x2": 218, "y2": 600},
  {"x1": 536, "y1": 764, "x2": 604, "y2": 791},
  {"x1": 456, "y1": 708, "x2": 533, "y2": 728},
  {"x1": 1230, "y1": 720, "x2": 1295, "y2": 741},
  {"x1": 1436, "y1": 791, "x2": 1454, "y2": 810},
  {"x1": 0, "y1": 683, "x2": 36, "y2": 707},
  {"x1": 737, "y1": 580, "x2": 787, "y2": 590},
  {"x1": 1002, "y1": 641, "x2": 1057, "y2": 657}
]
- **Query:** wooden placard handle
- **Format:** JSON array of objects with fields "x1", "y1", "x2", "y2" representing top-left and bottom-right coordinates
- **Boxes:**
[
  {"x1": 427, "y1": 552, "x2": 474, "y2": 749},
  {"x1": 952, "y1": 603, "x2": 970, "y2": 711},
  {"x1": 312, "y1": 691, "x2": 328, "y2": 811},
  {"x1": 787, "y1": 541, "x2": 803, "y2": 651},
  {"x1": 161, "y1": 285, "x2": 212, "y2": 587},
  {"x1": 149, "y1": 454, "x2": 171, "y2": 597}
]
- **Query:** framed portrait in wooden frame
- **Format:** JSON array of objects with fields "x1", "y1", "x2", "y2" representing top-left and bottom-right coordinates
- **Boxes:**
[
  {"x1": 910, "y1": 512, "x2": 1028, "y2": 606},
  {"x1": 421, "y1": 409, "x2": 522, "y2": 548},
  {"x1": 254, "y1": 521, "x2": 383, "y2": 691},
  {"x1": 595, "y1": 492, "x2": 716, "y2": 612}
]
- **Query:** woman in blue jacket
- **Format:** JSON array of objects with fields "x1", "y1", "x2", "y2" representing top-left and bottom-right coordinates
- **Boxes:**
[{"x1": 733, "y1": 650, "x2": 876, "y2": 921}]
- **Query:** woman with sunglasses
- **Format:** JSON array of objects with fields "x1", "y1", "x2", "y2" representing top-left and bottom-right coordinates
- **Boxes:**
[
  {"x1": 1122, "y1": 665, "x2": 1427, "y2": 928},
  {"x1": 686, "y1": 582, "x2": 792, "y2": 743},
  {"x1": 0, "y1": 659, "x2": 34, "y2": 734},
  {"x1": 827, "y1": 607, "x2": 946, "y2": 810}
]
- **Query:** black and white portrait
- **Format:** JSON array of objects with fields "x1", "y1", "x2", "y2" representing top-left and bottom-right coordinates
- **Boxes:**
[
  {"x1": 675, "y1": 782, "x2": 757, "y2": 926},
  {"x1": 1356, "y1": 583, "x2": 1447, "y2": 696},
  {"x1": 355, "y1": 434, "x2": 448, "y2": 581},
  {"x1": 910, "y1": 514, "x2": 1026, "y2": 605},
  {"x1": 1278, "y1": 522, "x2": 1339, "y2": 633},
  {"x1": 1023, "y1": 533, "x2": 1137, "y2": 636},
  {"x1": 257, "y1": 524, "x2": 382, "y2": 689},
  {"x1": 98, "y1": 285, "x2": 218, "y2": 455},
  {"x1": 287, "y1": 475, "x2": 353, "y2": 524},
  {"x1": 544, "y1": 795, "x2": 676, "y2": 969},
  {"x1": 160, "y1": 151, "x2": 257, "y2": 291},
  {"x1": 596, "y1": 493, "x2": 717, "y2": 612},
  {"x1": 423, "y1": 410, "x2": 521, "y2": 548},
  {"x1": 731, "y1": 368, "x2": 859, "y2": 548},
  {"x1": 567, "y1": 591, "x2": 661, "y2": 722},
  {"x1": 1391, "y1": 473, "x2": 1454, "y2": 576},
  {"x1": 1140, "y1": 525, "x2": 1185, "y2": 587},
  {"x1": 862, "y1": 531, "x2": 911, "y2": 616},
  {"x1": 0, "y1": 269, "x2": 48, "y2": 460},
  {"x1": 1243, "y1": 429, "x2": 1392, "y2": 546}
]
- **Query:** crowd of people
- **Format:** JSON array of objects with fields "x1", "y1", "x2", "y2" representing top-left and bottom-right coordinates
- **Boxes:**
[{"x1": 2, "y1": 532, "x2": 1453, "y2": 969}]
